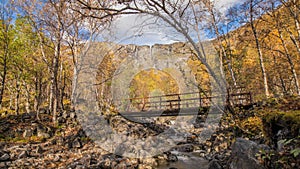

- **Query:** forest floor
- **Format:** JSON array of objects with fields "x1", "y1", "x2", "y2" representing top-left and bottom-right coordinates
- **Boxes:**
[{"x1": 0, "y1": 96, "x2": 299, "y2": 169}]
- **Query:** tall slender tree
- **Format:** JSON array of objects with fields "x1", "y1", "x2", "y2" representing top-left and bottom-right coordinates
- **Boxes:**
[{"x1": 0, "y1": 1, "x2": 14, "y2": 109}]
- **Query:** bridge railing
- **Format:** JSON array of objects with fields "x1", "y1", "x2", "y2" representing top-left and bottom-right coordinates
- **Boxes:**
[{"x1": 115, "y1": 90, "x2": 252, "y2": 113}]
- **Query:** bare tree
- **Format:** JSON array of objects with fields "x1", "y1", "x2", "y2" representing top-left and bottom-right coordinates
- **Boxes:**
[
  {"x1": 61, "y1": 1, "x2": 113, "y2": 109},
  {"x1": 280, "y1": 0, "x2": 300, "y2": 42},
  {"x1": 19, "y1": 0, "x2": 72, "y2": 123},
  {"x1": 202, "y1": 0, "x2": 237, "y2": 87},
  {"x1": 233, "y1": 0, "x2": 271, "y2": 97}
]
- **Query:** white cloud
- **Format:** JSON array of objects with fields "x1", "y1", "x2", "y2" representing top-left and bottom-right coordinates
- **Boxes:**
[
  {"x1": 104, "y1": 14, "x2": 185, "y2": 45},
  {"x1": 214, "y1": 0, "x2": 244, "y2": 10},
  {"x1": 105, "y1": 0, "x2": 242, "y2": 45}
]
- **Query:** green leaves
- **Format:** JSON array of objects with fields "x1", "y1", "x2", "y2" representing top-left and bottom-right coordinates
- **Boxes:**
[{"x1": 290, "y1": 148, "x2": 300, "y2": 157}]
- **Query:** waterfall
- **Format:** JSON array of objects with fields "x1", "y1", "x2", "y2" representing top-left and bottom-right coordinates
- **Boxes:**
[
  {"x1": 134, "y1": 46, "x2": 138, "y2": 59},
  {"x1": 149, "y1": 45, "x2": 156, "y2": 69},
  {"x1": 149, "y1": 45, "x2": 153, "y2": 59}
]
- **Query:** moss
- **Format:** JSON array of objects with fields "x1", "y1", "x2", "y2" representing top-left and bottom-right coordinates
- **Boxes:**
[
  {"x1": 260, "y1": 110, "x2": 300, "y2": 146},
  {"x1": 240, "y1": 116, "x2": 263, "y2": 135},
  {"x1": 263, "y1": 110, "x2": 300, "y2": 134}
]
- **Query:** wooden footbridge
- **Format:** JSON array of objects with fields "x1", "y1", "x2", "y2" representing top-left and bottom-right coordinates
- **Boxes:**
[{"x1": 117, "y1": 87, "x2": 253, "y2": 118}]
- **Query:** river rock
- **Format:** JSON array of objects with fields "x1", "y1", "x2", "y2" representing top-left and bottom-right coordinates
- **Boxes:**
[
  {"x1": 70, "y1": 112, "x2": 76, "y2": 119},
  {"x1": 72, "y1": 138, "x2": 82, "y2": 148},
  {"x1": 138, "y1": 164, "x2": 153, "y2": 169},
  {"x1": 208, "y1": 160, "x2": 223, "y2": 169},
  {"x1": 18, "y1": 151, "x2": 28, "y2": 159},
  {"x1": 21, "y1": 113, "x2": 31, "y2": 122},
  {"x1": 174, "y1": 144, "x2": 194, "y2": 152},
  {"x1": 0, "y1": 161, "x2": 7, "y2": 168},
  {"x1": 166, "y1": 153, "x2": 178, "y2": 162},
  {"x1": 36, "y1": 146, "x2": 44, "y2": 154},
  {"x1": 62, "y1": 110, "x2": 69, "y2": 119},
  {"x1": 57, "y1": 117, "x2": 66, "y2": 124},
  {"x1": 37, "y1": 131, "x2": 50, "y2": 138},
  {"x1": 229, "y1": 138, "x2": 268, "y2": 169},
  {"x1": 141, "y1": 157, "x2": 157, "y2": 166},
  {"x1": 37, "y1": 125, "x2": 51, "y2": 138},
  {"x1": 23, "y1": 129, "x2": 33, "y2": 138},
  {"x1": 0, "y1": 153, "x2": 10, "y2": 161},
  {"x1": 53, "y1": 155, "x2": 60, "y2": 162}
]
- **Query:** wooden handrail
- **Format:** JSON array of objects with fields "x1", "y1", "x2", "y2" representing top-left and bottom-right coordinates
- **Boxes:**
[{"x1": 116, "y1": 91, "x2": 252, "y2": 112}]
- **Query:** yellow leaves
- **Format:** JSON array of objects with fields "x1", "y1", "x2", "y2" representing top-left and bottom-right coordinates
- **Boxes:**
[
  {"x1": 240, "y1": 116, "x2": 263, "y2": 135},
  {"x1": 129, "y1": 68, "x2": 179, "y2": 99},
  {"x1": 187, "y1": 55, "x2": 210, "y2": 90}
]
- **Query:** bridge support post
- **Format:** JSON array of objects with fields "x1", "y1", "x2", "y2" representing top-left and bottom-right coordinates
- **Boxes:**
[
  {"x1": 159, "y1": 96, "x2": 162, "y2": 110},
  {"x1": 177, "y1": 94, "x2": 180, "y2": 109},
  {"x1": 199, "y1": 92, "x2": 202, "y2": 108}
]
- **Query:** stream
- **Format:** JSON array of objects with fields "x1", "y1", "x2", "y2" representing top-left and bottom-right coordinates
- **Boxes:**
[{"x1": 157, "y1": 151, "x2": 209, "y2": 169}]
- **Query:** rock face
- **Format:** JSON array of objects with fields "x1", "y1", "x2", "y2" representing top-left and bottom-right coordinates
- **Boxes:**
[{"x1": 229, "y1": 138, "x2": 268, "y2": 169}]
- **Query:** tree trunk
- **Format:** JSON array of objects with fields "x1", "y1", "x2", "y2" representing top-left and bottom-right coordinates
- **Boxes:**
[
  {"x1": 34, "y1": 73, "x2": 39, "y2": 112},
  {"x1": 277, "y1": 27, "x2": 300, "y2": 96},
  {"x1": 58, "y1": 61, "x2": 64, "y2": 110},
  {"x1": 250, "y1": 0, "x2": 270, "y2": 98},
  {"x1": 286, "y1": 28, "x2": 300, "y2": 56},
  {"x1": 209, "y1": 7, "x2": 237, "y2": 87},
  {"x1": 0, "y1": 58, "x2": 7, "y2": 109},
  {"x1": 15, "y1": 75, "x2": 21, "y2": 115},
  {"x1": 0, "y1": 30, "x2": 9, "y2": 109},
  {"x1": 49, "y1": 43, "x2": 60, "y2": 124},
  {"x1": 34, "y1": 73, "x2": 43, "y2": 120},
  {"x1": 291, "y1": 0, "x2": 300, "y2": 42},
  {"x1": 24, "y1": 82, "x2": 31, "y2": 114},
  {"x1": 71, "y1": 66, "x2": 78, "y2": 108},
  {"x1": 278, "y1": 0, "x2": 300, "y2": 56},
  {"x1": 9, "y1": 92, "x2": 13, "y2": 110},
  {"x1": 60, "y1": 64, "x2": 66, "y2": 110},
  {"x1": 272, "y1": 50, "x2": 288, "y2": 95}
]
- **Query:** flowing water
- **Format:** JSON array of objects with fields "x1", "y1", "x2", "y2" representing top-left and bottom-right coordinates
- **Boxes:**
[{"x1": 157, "y1": 151, "x2": 209, "y2": 169}]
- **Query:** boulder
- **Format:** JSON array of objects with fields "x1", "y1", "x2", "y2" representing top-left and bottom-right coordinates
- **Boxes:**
[{"x1": 229, "y1": 138, "x2": 269, "y2": 169}]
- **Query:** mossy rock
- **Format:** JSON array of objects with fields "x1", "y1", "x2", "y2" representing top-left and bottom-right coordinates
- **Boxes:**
[
  {"x1": 263, "y1": 110, "x2": 300, "y2": 134},
  {"x1": 261, "y1": 110, "x2": 300, "y2": 146}
]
